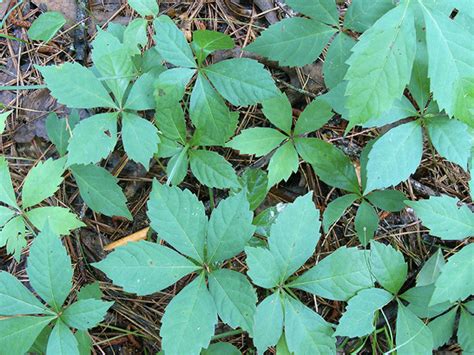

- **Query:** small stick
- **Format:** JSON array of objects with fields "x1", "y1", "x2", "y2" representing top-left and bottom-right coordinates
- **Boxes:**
[{"x1": 104, "y1": 227, "x2": 150, "y2": 251}]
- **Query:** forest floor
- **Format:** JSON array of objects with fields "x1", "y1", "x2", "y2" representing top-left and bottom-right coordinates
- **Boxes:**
[{"x1": 0, "y1": 0, "x2": 471, "y2": 353}]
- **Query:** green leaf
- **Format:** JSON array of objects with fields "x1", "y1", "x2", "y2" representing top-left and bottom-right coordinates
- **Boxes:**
[
  {"x1": 154, "y1": 68, "x2": 195, "y2": 109},
  {"x1": 0, "y1": 216, "x2": 26, "y2": 260},
  {"x1": 0, "y1": 110, "x2": 12, "y2": 134},
  {"x1": 406, "y1": 195, "x2": 474, "y2": 240},
  {"x1": 253, "y1": 292, "x2": 283, "y2": 353},
  {"x1": 262, "y1": 92, "x2": 293, "y2": 134},
  {"x1": 323, "y1": 193, "x2": 358, "y2": 233},
  {"x1": 365, "y1": 189, "x2": 406, "y2": 212},
  {"x1": 147, "y1": 181, "x2": 207, "y2": 262},
  {"x1": 123, "y1": 18, "x2": 148, "y2": 55},
  {"x1": 206, "y1": 192, "x2": 255, "y2": 263},
  {"x1": 71, "y1": 164, "x2": 131, "y2": 219},
  {"x1": 226, "y1": 128, "x2": 286, "y2": 156},
  {"x1": 46, "y1": 112, "x2": 79, "y2": 156},
  {"x1": 289, "y1": 246, "x2": 374, "y2": 301},
  {"x1": 426, "y1": 117, "x2": 471, "y2": 169},
  {"x1": 22, "y1": 157, "x2": 66, "y2": 209},
  {"x1": 268, "y1": 192, "x2": 320, "y2": 282},
  {"x1": 28, "y1": 11, "x2": 65, "y2": 42},
  {"x1": 67, "y1": 113, "x2": 118, "y2": 166},
  {"x1": 62, "y1": 299, "x2": 113, "y2": 330},
  {"x1": 190, "y1": 73, "x2": 238, "y2": 146},
  {"x1": 27, "y1": 226, "x2": 72, "y2": 311},
  {"x1": 122, "y1": 112, "x2": 159, "y2": 170},
  {"x1": 26, "y1": 207, "x2": 84, "y2": 235},
  {"x1": 234, "y1": 168, "x2": 268, "y2": 210},
  {"x1": 395, "y1": 303, "x2": 433, "y2": 355},
  {"x1": 166, "y1": 148, "x2": 189, "y2": 185},
  {"x1": 36, "y1": 63, "x2": 117, "y2": 109},
  {"x1": 408, "y1": 17, "x2": 430, "y2": 111},
  {"x1": 208, "y1": 269, "x2": 257, "y2": 334},
  {"x1": 91, "y1": 28, "x2": 122, "y2": 62},
  {"x1": 416, "y1": 249, "x2": 445, "y2": 287},
  {"x1": 245, "y1": 18, "x2": 336, "y2": 67},
  {"x1": 422, "y1": 5, "x2": 474, "y2": 121},
  {"x1": 203, "y1": 58, "x2": 278, "y2": 106},
  {"x1": 370, "y1": 241, "x2": 407, "y2": 294},
  {"x1": 458, "y1": 308, "x2": 474, "y2": 353},
  {"x1": 77, "y1": 282, "x2": 103, "y2": 301},
  {"x1": 286, "y1": 0, "x2": 338, "y2": 25},
  {"x1": 93, "y1": 240, "x2": 199, "y2": 295},
  {"x1": 189, "y1": 150, "x2": 239, "y2": 189},
  {"x1": 323, "y1": 33, "x2": 356, "y2": 89},
  {"x1": 95, "y1": 47, "x2": 135, "y2": 105},
  {"x1": 156, "y1": 105, "x2": 187, "y2": 144},
  {"x1": 192, "y1": 30, "x2": 234, "y2": 64},
  {"x1": 276, "y1": 335, "x2": 291, "y2": 355},
  {"x1": 428, "y1": 307, "x2": 456, "y2": 349},
  {"x1": 160, "y1": 275, "x2": 217, "y2": 355},
  {"x1": 0, "y1": 206, "x2": 15, "y2": 227},
  {"x1": 430, "y1": 244, "x2": 474, "y2": 305},
  {"x1": 128, "y1": 0, "x2": 159, "y2": 17},
  {"x1": 344, "y1": 0, "x2": 395, "y2": 32},
  {"x1": 75, "y1": 330, "x2": 92, "y2": 355},
  {"x1": 47, "y1": 319, "x2": 79, "y2": 355},
  {"x1": 401, "y1": 285, "x2": 451, "y2": 319},
  {"x1": 245, "y1": 246, "x2": 281, "y2": 289},
  {"x1": 0, "y1": 316, "x2": 55, "y2": 354},
  {"x1": 294, "y1": 97, "x2": 333, "y2": 135},
  {"x1": 335, "y1": 288, "x2": 393, "y2": 337},
  {"x1": 267, "y1": 142, "x2": 299, "y2": 187},
  {"x1": 0, "y1": 156, "x2": 19, "y2": 209},
  {"x1": 355, "y1": 200, "x2": 379, "y2": 246},
  {"x1": 124, "y1": 72, "x2": 157, "y2": 110},
  {"x1": 284, "y1": 296, "x2": 336, "y2": 354},
  {"x1": 295, "y1": 137, "x2": 360, "y2": 193},
  {"x1": 153, "y1": 15, "x2": 196, "y2": 68},
  {"x1": 0, "y1": 271, "x2": 48, "y2": 315},
  {"x1": 201, "y1": 343, "x2": 241, "y2": 355},
  {"x1": 365, "y1": 121, "x2": 423, "y2": 193},
  {"x1": 344, "y1": 3, "x2": 416, "y2": 126}
]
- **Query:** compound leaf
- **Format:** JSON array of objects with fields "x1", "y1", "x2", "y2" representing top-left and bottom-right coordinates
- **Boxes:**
[
  {"x1": 208, "y1": 269, "x2": 257, "y2": 334},
  {"x1": 267, "y1": 141, "x2": 299, "y2": 188},
  {"x1": 147, "y1": 181, "x2": 207, "y2": 262},
  {"x1": 46, "y1": 319, "x2": 79, "y2": 355},
  {"x1": 124, "y1": 72, "x2": 157, "y2": 110},
  {"x1": 71, "y1": 164, "x2": 131, "y2": 219},
  {"x1": 323, "y1": 193, "x2": 358, "y2": 233},
  {"x1": 245, "y1": 246, "x2": 281, "y2": 289},
  {"x1": 27, "y1": 226, "x2": 72, "y2": 311},
  {"x1": 294, "y1": 97, "x2": 333, "y2": 135},
  {"x1": 160, "y1": 275, "x2": 217, "y2": 355},
  {"x1": 406, "y1": 195, "x2": 474, "y2": 240},
  {"x1": 204, "y1": 58, "x2": 278, "y2": 106},
  {"x1": 428, "y1": 307, "x2": 457, "y2": 349},
  {"x1": 262, "y1": 92, "x2": 293, "y2": 134},
  {"x1": 26, "y1": 207, "x2": 84, "y2": 235},
  {"x1": 246, "y1": 18, "x2": 336, "y2": 67}
]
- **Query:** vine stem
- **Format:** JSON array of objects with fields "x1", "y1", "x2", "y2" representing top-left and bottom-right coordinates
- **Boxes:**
[{"x1": 211, "y1": 329, "x2": 243, "y2": 341}]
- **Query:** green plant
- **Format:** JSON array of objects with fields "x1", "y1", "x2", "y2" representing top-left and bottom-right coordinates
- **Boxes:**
[
  {"x1": 227, "y1": 93, "x2": 333, "y2": 188},
  {"x1": 0, "y1": 226, "x2": 113, "y2": 354},
  {"x1": 93, "y1": 182, "x2": 257, "y2": 354},
  {"x1": 28, "y1": 11, "x2": 66, "y2": 42},
  {"x1": 0, "y1": 156, "x2": 83, "y2": 259}
]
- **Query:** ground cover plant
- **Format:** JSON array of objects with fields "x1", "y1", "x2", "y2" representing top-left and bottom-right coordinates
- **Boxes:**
[{"x1": 0, "y1": 0, "x2": 473, "y2": 353}]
